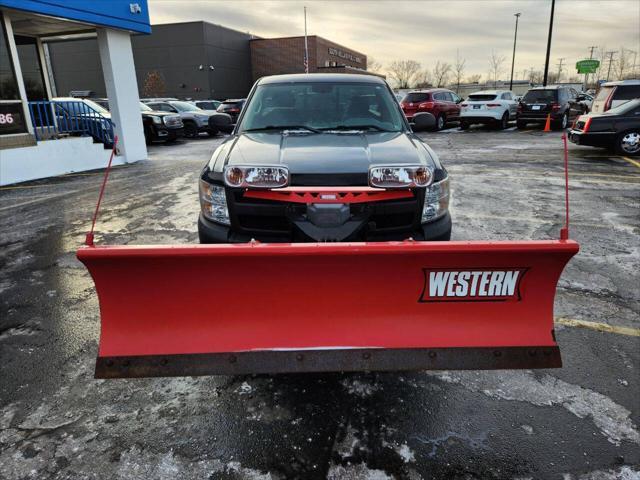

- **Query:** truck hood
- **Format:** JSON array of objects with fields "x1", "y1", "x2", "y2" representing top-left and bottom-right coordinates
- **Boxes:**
[{"x1": 214, "y1": 131, "x2": 435, "y2": 175}]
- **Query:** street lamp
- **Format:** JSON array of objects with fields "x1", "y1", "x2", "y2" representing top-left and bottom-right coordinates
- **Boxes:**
[{"x1": 509, "y1": 13, "x2": 521, "y2": 91}]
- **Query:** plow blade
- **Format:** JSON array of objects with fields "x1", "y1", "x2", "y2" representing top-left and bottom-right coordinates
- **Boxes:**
[{"x1": 78, "y1": 240, "x2": 578, "y2": 378}]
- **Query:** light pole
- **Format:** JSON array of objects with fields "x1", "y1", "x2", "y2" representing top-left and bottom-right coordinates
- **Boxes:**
[
  {"x1": 509, "y1": 13, "x2": 521, "y2": 90},
  {"x1": 542, "y1": 0, "x2": 555, "y2": 86}
]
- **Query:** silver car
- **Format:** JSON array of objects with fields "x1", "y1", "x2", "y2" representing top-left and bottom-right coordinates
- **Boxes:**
[{"x1": 146, "y1": 100, "x2": 231, "y2": 137}]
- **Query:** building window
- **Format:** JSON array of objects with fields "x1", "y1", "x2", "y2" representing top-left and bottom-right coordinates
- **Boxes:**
[
  {"x1": 0, "y1": 14, "x2": 28, "y2": 135},
  {"x1": 324, "y1": 60, "x2": 330, "y2": 67}
]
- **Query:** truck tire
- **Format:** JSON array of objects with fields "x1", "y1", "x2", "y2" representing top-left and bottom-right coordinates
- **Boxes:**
[{"x1": 183, "y1": 121, "x2": 198, "y2": 138}]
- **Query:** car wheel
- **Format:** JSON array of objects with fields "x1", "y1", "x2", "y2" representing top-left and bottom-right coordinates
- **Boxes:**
[
  {"x1": 183, "y1": 121, "x2": 198, "y2": 138},
  {"x1": 516, "y1": 121, "x2": 527, "y2": 129},
  {"x1": 616, "y1": 130, "x2": 640, "y2": 156},
  {"x1": 459, "y1": 121, "x2": 469, "y2": 130},
  {"x1": 498, "y1": 112, "x2": 509, "y2": 130},
  {"x1": 435, "y1": 114, "x2": 445, "y2": 131},
  {"x1": 553, "y1": 113, "x2": 568, "y2": 130}
]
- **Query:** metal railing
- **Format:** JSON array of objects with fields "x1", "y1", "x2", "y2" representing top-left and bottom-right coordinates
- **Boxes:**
[{"x1": 28, "y1": 100, "x2": 114, "y2": 146}]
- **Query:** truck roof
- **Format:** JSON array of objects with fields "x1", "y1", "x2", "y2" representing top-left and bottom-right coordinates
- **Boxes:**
[{"x1": 258, "y1": 73, "x2": 387, "y2": 85}]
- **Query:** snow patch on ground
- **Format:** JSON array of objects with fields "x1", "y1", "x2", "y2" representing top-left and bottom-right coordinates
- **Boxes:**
[
  {"x1": 562, "y1": 466, "x2": 640, "y2": 480},
  {"x1": 432, "y1": 371, "x2": 640, "y2": 446},
  {"x1": 327, "y1": 463, "x2": 393, "y2": 480},
  {"x1": 395, "y1": 443, "x2": 416, "y2": 463}
]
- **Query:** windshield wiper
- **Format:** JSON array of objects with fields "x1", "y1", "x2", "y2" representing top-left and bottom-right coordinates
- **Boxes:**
[
  {"x1": 243, "y1": 125, "x2": 321, "y2": 133},
  {"x1": 321, "y1": 125, "x2": 394, "y2": 132}
]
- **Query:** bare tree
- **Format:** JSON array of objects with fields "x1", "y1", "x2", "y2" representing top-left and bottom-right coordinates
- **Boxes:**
[
  {"x1": 432, "y1": 61, "x2": 452, "y2": 87},
  {"x1": 453, "y1": 50, "x2": 466, "y2": 93},
  {"x1": 143, "y1": 70, "x2": 166, "y2": 98},
  {"x1": 488, "y1": 51, "x2": 506, "y2": 87},
  {"x1": 465, "y1": 74, "x2": 482, "y2": 84},
  {"x1": 595, "y1": 46, "x2": 608, "y2": 81},
  {"x1": 415, "y1": 68, "x2": 433, "y2": 88},
  {"x1": 529, "y1": 70, "x2": 544, "y2": 85},
  {"x1": 615, "y1": 47, "x2": 633, "y2": 80},
  {"x1": 386, "y1": 60, "x2": 422, "y2": 88},
  {"x1": 367, "y1": 57, "x2": 383, "y2": 74}
]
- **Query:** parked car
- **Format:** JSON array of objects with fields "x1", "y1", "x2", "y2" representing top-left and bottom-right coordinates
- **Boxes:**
[
  {"x1": 91, "y1": 98, "x2": 184, "y2": 144},
  {"x1": 216, "y1": 99, "x2": 246, "y2": 123},
  {"x1": 140, "y1": 97, "x2": 178, "y2": 103},
  {"x1": 569, "y1": 98, "x2": 640, "y2": 155},
  {"x1": 139, "y1": 102, "x2": 184, "y2": 144},
  {"x1": 516, "y1": 86, "x2": 586, "y2": 130},
  {"x1": 459, "y1": 90, "x2": 517, "y2": 130},
  {"x1": 591, "y1": 80, "x2": 640, "y2": 114},
  {"x1": 146, "y1": 100, "x2": 231, "y2": 137},
  {"x1": 576, "y1": 92, "x2": 594, "y2": 112},
  {"x1": 192, "y1": 99, "x2": 221, "y2": 111},
  {"x1": 198, "y1": 73, "x2": 450, "y2": 244},
  {"x1": 51, "y1": 97, "x2": 114, "y2": 146},
  {"x1": 400, "y1": 89, "x2": 462, "y2": 130}
]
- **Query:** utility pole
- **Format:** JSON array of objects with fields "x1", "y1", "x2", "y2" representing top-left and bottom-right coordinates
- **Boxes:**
[
  {"x1": 556, "y1": 57, "x2": 565, "y2": 83},
  {"x1": 303, "y1": 6, "x2": 309, "y2": 74},
  {"x1": 542, "y1": 0, "x2": 555, "y2": 86},
  {"x1": 585, "y1": 45, "x2": 597, "y2": 89},
  {"x1": 605, "y1": 51, "x2": 616, "y2": 81},
  {"x1": 509, "y1": 12, "x2": 521, "y2": 90}
]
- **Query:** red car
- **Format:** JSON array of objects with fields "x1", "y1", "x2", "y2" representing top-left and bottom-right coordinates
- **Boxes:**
[{"x1": 400, "y1": 89, "x2": 463, "y2": 130}]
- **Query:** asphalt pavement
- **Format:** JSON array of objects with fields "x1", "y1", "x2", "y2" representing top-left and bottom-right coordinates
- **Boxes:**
[{"x1": 0, "y1": 125, "x2": 639, "y2": 479}]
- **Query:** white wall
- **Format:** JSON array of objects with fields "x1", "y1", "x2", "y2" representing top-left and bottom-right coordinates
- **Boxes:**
[
  {"x1": 0, "y1": 137, "x2": 124, "y2": 186},
  {"x1": 97, "y1": 28, "x2": 147, "y2": 163}
]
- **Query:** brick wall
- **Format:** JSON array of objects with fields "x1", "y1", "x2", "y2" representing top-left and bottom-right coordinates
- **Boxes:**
[{"x1": 250, "y1": 36, "x2": 367, "y2": 81}]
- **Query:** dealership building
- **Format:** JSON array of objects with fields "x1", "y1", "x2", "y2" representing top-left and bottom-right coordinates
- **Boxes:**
[
  {"x1": 45, "y1": 22, "x2": 372, "y2": 101},
  {"x1": 0, "y1": 0, "x2": 150, "y2": 186}
]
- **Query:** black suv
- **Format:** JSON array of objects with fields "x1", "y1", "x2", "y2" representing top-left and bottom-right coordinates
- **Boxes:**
[
  {"x1": 93, "y1": 98, "x2": 184, "y2": 144},
  {"x1": 516, "y1": 86, "x2": 586, "y2": 130},
  {"x1": 198, "y1": 74, "x2": 450, "y2": 244},
  {"x1": 216, "y1": 99, "x2": 246, "y2": 123}
]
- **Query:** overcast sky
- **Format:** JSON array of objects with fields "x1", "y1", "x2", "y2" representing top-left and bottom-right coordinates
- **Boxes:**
[{"x1": 149, "y1": 0, "x2": 639, "y2": 80}]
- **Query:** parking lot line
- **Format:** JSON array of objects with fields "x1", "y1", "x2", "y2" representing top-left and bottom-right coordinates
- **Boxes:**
[
  {"x1": 621, "y1": 156, "x2": 640, "y2": 169},
  {"x1": 556, "y1": 317, "x2": 640, "y2": 337}
]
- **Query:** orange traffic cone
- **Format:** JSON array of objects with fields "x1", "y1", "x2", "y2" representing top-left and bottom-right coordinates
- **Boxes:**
[{"x1": 543, "y1": 114, "x2": 552, "y2": 132}]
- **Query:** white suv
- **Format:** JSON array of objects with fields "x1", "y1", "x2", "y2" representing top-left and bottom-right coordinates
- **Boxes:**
[
  {"x1": 459, "y1": 90, "x2": 518, "y2": 130},
  {"x1": 591, "y1": 80, "x2": 640, "y2": 114}
]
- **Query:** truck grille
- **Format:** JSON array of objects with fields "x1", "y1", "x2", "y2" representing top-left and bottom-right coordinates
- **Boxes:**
[
  {"x1": 227, "y1": 189, "x2": 422, "y2": 241},
  {"x1": 165, "y1": 115, "x2": 182, "y2": 127}
]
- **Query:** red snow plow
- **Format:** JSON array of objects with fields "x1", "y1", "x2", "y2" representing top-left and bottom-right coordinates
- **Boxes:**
[{"x1": 77, "y1": 136, "x2": 579, "y2": 378}]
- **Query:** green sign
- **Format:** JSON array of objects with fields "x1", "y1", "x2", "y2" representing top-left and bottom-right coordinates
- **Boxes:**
[{"x1": 576, "y1": 59, "x2": 600, "y2": 74}]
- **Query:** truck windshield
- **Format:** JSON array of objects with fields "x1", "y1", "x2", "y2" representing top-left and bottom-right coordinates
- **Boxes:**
[{"x1": 239, "y1": 82, "x2": 405, "y2": 132}]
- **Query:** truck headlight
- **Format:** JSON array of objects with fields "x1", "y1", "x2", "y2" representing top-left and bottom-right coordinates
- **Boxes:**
[
  {"x1": 421, "y1": 176, "x2": 450, "y2": 223},
  {"x1": 369, "y1": 165, "x2": 432, "y2": 189},
  {"x1": 199, "y1": 179, "x2": 230, "y2": 225},
  {"x1": 151, "y1": 115, "x2": 163, "y2": 125},
  {"x1": 224, "y1": 165, "x2": 289, "y2": 189}
]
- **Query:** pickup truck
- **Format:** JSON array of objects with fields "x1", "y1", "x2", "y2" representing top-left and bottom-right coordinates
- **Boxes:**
[{"x1": 198, "y1": 74, "x2": 451, "y2": 243}]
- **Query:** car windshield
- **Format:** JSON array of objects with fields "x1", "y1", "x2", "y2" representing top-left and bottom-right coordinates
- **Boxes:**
[
  {"x1": 602, "y1": 98, "x2": 639, "y2": 115},
  {"x1": 170, "y1": 101, "x2": 202, "y2": 112},
  {"x1": 523, "y1": 90, "x2": 557, "y2": 103},
  {"x1": 403, "y1": 93, "x2": 430, "y2": 103},
  {"x1": 239, "y1": 82, "x2": 405, "y2": 132},
  {"x1": 83, "y1": 99, "x2": 110, "y2": 115},
  {"x1": 140, "y1": 103, "x2": 152, "y2": 111}
]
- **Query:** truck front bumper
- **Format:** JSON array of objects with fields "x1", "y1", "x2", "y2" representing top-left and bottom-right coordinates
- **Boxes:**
[{"x1": 198, "y1": 212, "x2": 452, "y2": 244}]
